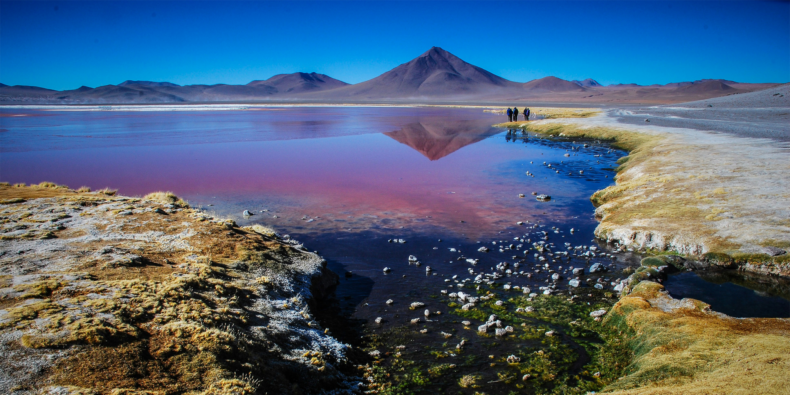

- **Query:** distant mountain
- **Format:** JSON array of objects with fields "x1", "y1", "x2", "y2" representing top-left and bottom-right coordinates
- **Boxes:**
[
  {"x1": 248, "y1": 72, "x2": 348, "y2": 94},
  {"x1": 55, "y1": 85, "x2": 186, "y2": 103},
  {"x1": 523, "y1": 76, "x2": 584, "y2": 92},
  {"x1": 673, "y1": 80, "x2": 734, "y2": 94},
  {"x1": 118, "y1": 80, "x2": 180, "y2": 87},
  {"x1": 665, "y1": 79, "x2": 738, "y2": 88},
  {"x1": 609, "y1": 83, "x2": 642, "y2": 88},
  {"x1": 571, "y1": 78, "x2": 602, "y2": 88},
  {"x1": 0, "y1": 48, "x2": 781, "y2": 105},
  {"x1": 308, "y1": 47, "x2": 515, "y2": 99}
]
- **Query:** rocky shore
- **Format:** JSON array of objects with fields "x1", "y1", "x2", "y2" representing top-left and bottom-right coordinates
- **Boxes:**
[
  {"x1": 495, "y1": 105, "x2": 790, "y2": 278},
  {"x1": 0, "y1": 183, "x2": 356, "y2": 394}
]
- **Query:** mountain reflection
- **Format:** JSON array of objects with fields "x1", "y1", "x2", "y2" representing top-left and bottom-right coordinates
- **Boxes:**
[{"x1": 383, "y1": 117, "x2": 501, "y2": 161}]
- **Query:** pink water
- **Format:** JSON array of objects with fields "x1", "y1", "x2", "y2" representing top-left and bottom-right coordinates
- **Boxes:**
[{"x1": 1, "y1": 107, "x2": 614, "y2": 238}]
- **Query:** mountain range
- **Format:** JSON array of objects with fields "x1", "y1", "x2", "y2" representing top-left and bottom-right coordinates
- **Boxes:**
[{"x1": 0, "y1": 47, "x2": 780, "y2": 105}]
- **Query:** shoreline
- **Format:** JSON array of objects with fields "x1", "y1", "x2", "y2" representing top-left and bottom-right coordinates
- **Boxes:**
[
  {"x1": 495, "y1": 108, "x2": 790, "y2": 278},
  {"x1": 0, "y1": 184, "x2": 355, "y2": 394}
]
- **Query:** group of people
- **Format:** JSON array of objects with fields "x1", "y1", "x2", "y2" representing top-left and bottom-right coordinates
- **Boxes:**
[{"x1": 506, "y1": 107, "x2": 530, "y2": 122}]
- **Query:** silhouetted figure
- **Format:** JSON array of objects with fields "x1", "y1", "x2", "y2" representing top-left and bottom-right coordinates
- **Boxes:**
[
  {"x1": 513, "y1": 107, "x2": 519, "y2": 121},
  {"x1": 525, "y1": 108, "x2": 531, "y2": 120},
  {"x1": 507, "y1": 108, "x2": 513, "y2": 122}
]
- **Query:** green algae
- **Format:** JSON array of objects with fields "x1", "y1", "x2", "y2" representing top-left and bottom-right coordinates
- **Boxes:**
[{"x1": 361, "y1": 285, "x2": 632, "y2": 394}]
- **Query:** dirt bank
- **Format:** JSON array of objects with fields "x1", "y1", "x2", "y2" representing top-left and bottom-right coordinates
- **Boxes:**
[
  {"x1": 496, "y1": 107, "x2": 790, "y2": 278},
  {"x1": 0, "y1": 183, "x2": 356, "y2": 394}
]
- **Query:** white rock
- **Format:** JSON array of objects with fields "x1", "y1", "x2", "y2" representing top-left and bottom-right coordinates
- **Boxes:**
[{"x1": 590, "y1": 309, "x2": 607, "y2": 318}]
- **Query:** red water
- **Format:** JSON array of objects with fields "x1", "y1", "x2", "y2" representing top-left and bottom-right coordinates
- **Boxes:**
[{"x1": 0, "y1": 106, "x2": 609, "y2": 237}]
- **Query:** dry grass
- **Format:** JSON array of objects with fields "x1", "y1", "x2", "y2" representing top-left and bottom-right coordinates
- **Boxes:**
[
  {"x1": 97, "y1": 187, "x2": 118, "y2": 196},
  {"x1": 488, "y1": 107, "x2": 601, "y2": 118},
  {"x1": 603, "y1": 282, "x2": 790, "y2": 394},
  {"x1": 0, "y1": 185, "x2": 345, "y2": 394},
  {"x1": 494, "y1": 121, "x2": 790, "y2": 272},
  {"x1": 143, "y1": 191, "x2": 189, "y2": 208}
]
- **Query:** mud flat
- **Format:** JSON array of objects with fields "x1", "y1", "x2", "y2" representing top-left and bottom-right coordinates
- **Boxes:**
[
  {"x1": 496, "y1": 101, "x2": 790, "y2": 278},
  {"x1": 0, "y1": 183, "x2": 356, "y2": 394}
]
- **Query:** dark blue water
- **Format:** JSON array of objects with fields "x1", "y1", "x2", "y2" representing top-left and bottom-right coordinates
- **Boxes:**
[{"x1": 664, "y1": 271, "x2": 790, "y2": 318}]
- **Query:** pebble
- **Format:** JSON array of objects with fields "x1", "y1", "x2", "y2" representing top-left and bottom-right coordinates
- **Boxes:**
[
  {"x1": 462, "y1": 321, "x2": 471, "y2": 326},
  {"x1": 590, "y1": 309, "x2": 607, "y2": 318},
  {"x1": 374, "y1": 317, "x2": 382, "y2": 324},
  {"x1": 383, "y1": 267, "x2": 391, "y2": 273},
  {"x1": 386, "y1": 299, "x2": 394, "y2": 305},
  {"x1": 410, "y1": 318, "x2": 421, "y2": 324},
  {"x1": 410, "y1": 302, "x2": 425, "y2": 309}
]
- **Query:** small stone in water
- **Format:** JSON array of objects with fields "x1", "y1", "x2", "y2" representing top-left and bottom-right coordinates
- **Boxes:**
[
  {"x1": 374, "y1": 317, "x2": 382, "y2": 324},
  {"x1": 462, "y1": 320, "x2": 471, "y2": 326},
  {"x1": 419, "y1": 329, "x2": 428, "y2": 334},
  {"x1": 386, "y1": 299, "x2": 394, "y2": 305}
]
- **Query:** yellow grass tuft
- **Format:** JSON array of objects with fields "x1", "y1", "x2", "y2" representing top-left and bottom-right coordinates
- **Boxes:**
[
  {"x1": 143, "y1": 191, "x2": 189, "y2": 208},
  {"x1": 603, "y1": 282, "x2": 790, "y2": 395},
  {"x1": 97, "y1": 187, "x2": 118, "y2": 196},
  {"x1": 77, "y1": 186, "x2": 92, "y2": 193}
]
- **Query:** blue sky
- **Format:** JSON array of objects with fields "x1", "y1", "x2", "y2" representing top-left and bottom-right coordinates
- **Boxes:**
[{"x1": 1, "y1": 1, "x2": 788, "y2": 90}]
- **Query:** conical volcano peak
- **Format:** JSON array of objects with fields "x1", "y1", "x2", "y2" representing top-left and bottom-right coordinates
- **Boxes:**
[{"x1": 420, "y1": 46, "x2": 451, "y2": 58}]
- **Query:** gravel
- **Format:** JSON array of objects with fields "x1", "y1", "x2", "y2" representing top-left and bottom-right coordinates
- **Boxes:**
[{"x1": 613, "y1": 83, "x2": 790, "y2": 142}]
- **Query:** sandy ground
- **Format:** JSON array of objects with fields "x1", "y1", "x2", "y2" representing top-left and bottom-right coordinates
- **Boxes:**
[{"x1": 613, "y1": 83, "x2": 790, "y2": 143}]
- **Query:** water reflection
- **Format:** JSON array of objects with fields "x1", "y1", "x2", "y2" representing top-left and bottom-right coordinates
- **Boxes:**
[{"x1": 384, "y1": 118, "x2": 501, "y2": 161}]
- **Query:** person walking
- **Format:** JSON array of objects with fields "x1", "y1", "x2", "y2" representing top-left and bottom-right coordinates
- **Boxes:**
[
  {"x1": 525, "y1": 107, "x2": 530, "y2": 121},
  {"x1": 507, "y1": 108, "x2": 513, "y2": 122},
  {"x1": 513, "y1": 107, "x2": 519, "y2": 121}
]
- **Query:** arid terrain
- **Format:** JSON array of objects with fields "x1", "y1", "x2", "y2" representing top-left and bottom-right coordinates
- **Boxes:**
[{"x1": 0, "y1": 184, "x2": 354, "y2": 394}]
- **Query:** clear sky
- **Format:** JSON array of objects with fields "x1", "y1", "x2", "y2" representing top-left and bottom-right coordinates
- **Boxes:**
[{"x1": 1, "y1": 1, "x2": 788, "y2": 90}]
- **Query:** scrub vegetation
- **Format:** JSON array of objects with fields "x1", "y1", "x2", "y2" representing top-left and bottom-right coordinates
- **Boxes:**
[
  {"x1": 603, "y1": 275, "x2": 790, "y2": 394},
  {"x1": 0, "y1": 184, "x2": 354, "y2": 394}
]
